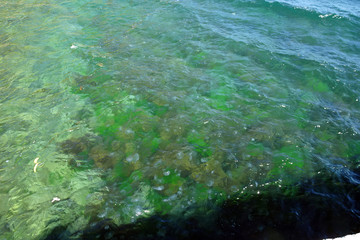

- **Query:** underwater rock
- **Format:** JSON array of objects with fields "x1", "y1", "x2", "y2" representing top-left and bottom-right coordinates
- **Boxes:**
[
  {"x1": 111, "y1": 140, "x2": 123, "y2": 152},
  {"x1": 159, "y1": 114, "x2": 191, "y2": 141},
  {"x1": 60, "y1": 134, "x2": 99, "y2": 155},
  {"x1": 151, "y1": 142, "x2": 232, "y2": 190},
  {"x1": 219, "y1": 169, "x2": 360, "y2": 240},
  {"x1": 192, "y1": 159, "x2": 228, "y2": 189},
  {"x1": 153, "y1": 143, "x2": 198, "y2": 175},
  {"x1": 150, "y1": 92, "x2": 169, "y2": 106},
  {"x1": 90, "y1": 145, "x2": 117, "y2": 169},
  {"x1": 84, "y1": 192, "x2": 106, "y2": 221},
  {"x1": 126, "y1": 153, "x2": 142, "y2": 171},
  {"x1": 61, "y1": 139, "x2": 88, "y2": 155},
  {"x1": 227, "y1": 165, "x2": 251, "y2": 187},
  {"x1": 41, "y1": 168, "x2": 360, "y2": 240},
  {"x1": 72, "y1": 74, "x2": 99, "y2": 88},
  {"x1": 116, "y1": 127, "x2": 135, "y2": 141},
  {"x1": 60, "y1": 135, "x2": 121, "y2": 169},
  {"x1": 125, "y1": 142, "x2": 137, "y2": 156}
]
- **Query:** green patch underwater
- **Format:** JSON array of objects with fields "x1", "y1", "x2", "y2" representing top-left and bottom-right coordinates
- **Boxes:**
[{"x1": 1, "y1": 0, "x2": 360, "y2": 239}]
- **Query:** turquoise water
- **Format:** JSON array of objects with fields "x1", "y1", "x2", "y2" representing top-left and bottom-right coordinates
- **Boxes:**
[{"x1": 0, "y1": 0, "x2": 360, "y2": 239}]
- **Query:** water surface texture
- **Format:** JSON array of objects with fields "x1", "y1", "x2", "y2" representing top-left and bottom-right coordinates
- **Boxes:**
[{"x1": 1, "y1": 0, "x2": 360, "y2": 239}]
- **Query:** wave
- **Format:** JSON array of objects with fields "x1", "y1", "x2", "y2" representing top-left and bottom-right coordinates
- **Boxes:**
[
  {"x1": 177, "y1": 0, "x2": 360, "y2": 67},
  {"x1": 265, "y1": 0, "x2": 360, "y2": 21},
  {"x1": 179, "y1": 0, "x2": 360, "y2": 25}
]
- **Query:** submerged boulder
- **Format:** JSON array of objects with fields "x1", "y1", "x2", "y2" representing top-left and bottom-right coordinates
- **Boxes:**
[
  {"x1": 42, "y1": 168, "x2": 360, "y2": 240},
  {"x1": 59, "y1": 135, "x2": 121, "y2": 169},
  {"x1": 89, "y1": 145, "x2": 118, "y2": 169}
]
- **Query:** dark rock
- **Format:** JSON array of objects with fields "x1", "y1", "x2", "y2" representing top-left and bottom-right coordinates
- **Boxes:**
[{"x1": 90, "y1": 145, "x2": 117, "y2": 169}]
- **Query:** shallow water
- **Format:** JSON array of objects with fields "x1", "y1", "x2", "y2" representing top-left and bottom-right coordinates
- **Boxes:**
[{"x1": 0, "y1": 0, "x2": 360, "y2": 239}]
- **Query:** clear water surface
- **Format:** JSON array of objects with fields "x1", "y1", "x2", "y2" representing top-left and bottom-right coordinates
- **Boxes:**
[{"x1": 0, "y1": 0, "x2": 360, "y2": 239}]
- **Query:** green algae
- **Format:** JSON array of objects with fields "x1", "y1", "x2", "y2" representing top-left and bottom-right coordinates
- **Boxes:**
[
  {"x1": 307, "y1": 77, "x2": 331, "y2": 93},
  {"x1": 244, "y1": 142, "x2": 265, "y2": 158},
  {"x1": 186, "y1": 131, "x2": 212, "y2": 157},
  {"x1": 1, "y1": 0, "x2": 360, "y2": 239},
  {"x1": 209, "y1": 85, "x2": 235, "y2": 111},
  {"x1": 267, "y1": 145, "x2": 306, "y2": 181}
]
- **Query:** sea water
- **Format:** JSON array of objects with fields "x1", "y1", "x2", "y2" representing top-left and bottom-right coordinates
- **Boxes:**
[{"x1": 0, "y1": 0, "x2": 359, "y2": 239}]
